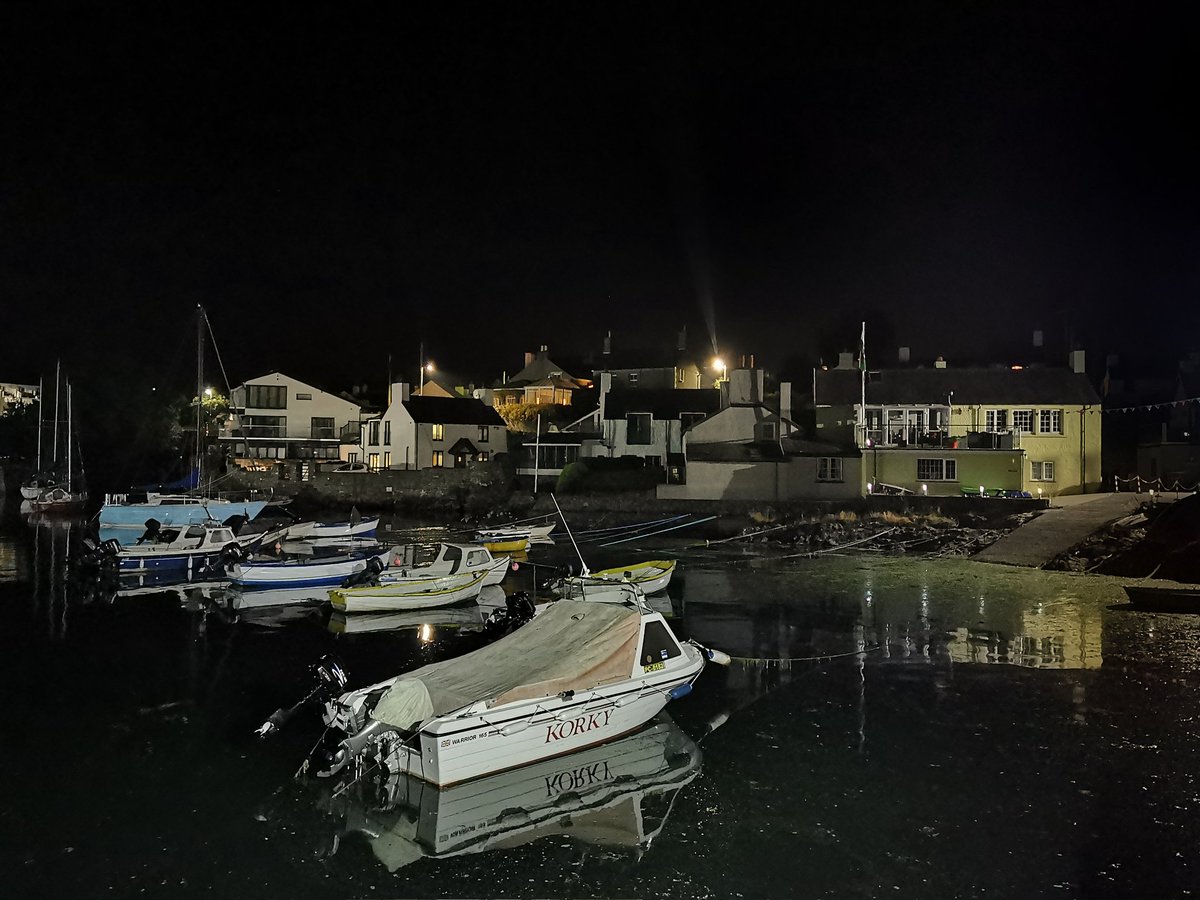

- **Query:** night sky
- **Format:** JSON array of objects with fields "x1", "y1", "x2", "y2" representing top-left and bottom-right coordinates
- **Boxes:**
[{"x1": 3, "y1": 3, "x2": 1197, "y2": 395}]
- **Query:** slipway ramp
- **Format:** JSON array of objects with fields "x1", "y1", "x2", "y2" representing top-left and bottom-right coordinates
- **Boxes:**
[{"x1": 972, "y1": 492, "x2": 1145, "y2": 568}]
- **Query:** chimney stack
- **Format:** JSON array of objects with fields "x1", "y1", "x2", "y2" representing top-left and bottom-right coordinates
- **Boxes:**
[
  {"x1": 934, "y1": 356, "x2": 948, "y2": 369},
  {"x1": 898, "y1": 346, "x2": 910, "y2": 364},
  {"x1": 780, "y1": 382, "x2": 793, "y2": 432},
  {"x1": 837, "y1": 351, "x2": 855, "y2": 369},
  {"x1": 603, "y1": 330, "x2": 612, "y2": 355},
  {"x1": 524, "y1": 351, "x2": 534, "y2": 367},
  {"x1": 676, "y1": 325, "x2": 687, "y2": 352},
  {"x1": 1069, "y1": 350, "x2": 1086, "y2": 374}
]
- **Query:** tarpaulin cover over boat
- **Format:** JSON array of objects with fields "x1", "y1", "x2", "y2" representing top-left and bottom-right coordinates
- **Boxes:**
[{"x1": 371, "y1": 601, "x2": 642, "y2": 730}]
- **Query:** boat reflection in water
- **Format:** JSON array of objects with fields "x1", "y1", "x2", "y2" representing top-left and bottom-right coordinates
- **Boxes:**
[{"x1": 319, "y1": 713, "x2": 701, "y2": 870}]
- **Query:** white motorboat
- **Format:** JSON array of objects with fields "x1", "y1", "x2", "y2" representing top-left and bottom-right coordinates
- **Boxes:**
[
  {"x1": 328, "y1": 606, "x2": 488, "y2": 635},
  {"x1": 329, "y1": 569, "x2": 488, "y2": 614},
  {"x1": 232, "y1": 547, "x2": 393, "y2": 589},
  {"x1": 100, "y1": 521, "x2": 246, "y2": 576},
  {"x1": 285, "y1": 516, "x2": 380, "y2": 540},
  {"x1": 382, "y1": 542, "x2": 511, "y2": 588},
  {"x1": 322, "y1": 713, "x2": 701, "y2": 870},
  {"x1": 311, "y1": 599, "x2": 727, "y2": 786},
  {"x1": 551, "y1": 559, "x2": 677, "y2": 601}
]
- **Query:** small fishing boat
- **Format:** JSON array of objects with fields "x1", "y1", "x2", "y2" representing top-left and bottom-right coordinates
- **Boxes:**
[
  {"x1": 382, "y1": 542, "x2": 511, "y2": 588},
  {"x1": 285, "y1": 516, "x2": 380, "y2": 541},
  {"x1": 474, "y1": 528, "x2": 531, "y2": 553},
  {"x1": 232, "y1": 547, "x2": 393, "y2": 589},
  {"x1": 93, "y1": 521, "x2": 248, "y2": 576},
  {"x1": 303, "y1": 599, "x2": 726, "y2": 786},
  {"x1": 29, "y1": 485, "x2": 88, "y2": 515},
  {"x1": 551, "y1": 559, "x2": 677, "y2": 601},
  {"x1": 329, "y1": 569, "x2": 489, "y2": 614},
  {"x1": 1122, "y1": 584, "x2": 1200, "y2": 613},
  {"x1": 320, "y1": 713, "x2": 701, "y2": 870},
  {"x1": 99, "y1": 494, "x2": 272, "y2": 529}
]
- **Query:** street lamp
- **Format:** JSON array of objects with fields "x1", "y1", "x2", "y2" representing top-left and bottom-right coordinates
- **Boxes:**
[
  {"x1": 712, "y1": 357, "x2": 727, "y2": 384},
  {"x1": 420, "y1": 361, "x2": 434, "y2": 394}
]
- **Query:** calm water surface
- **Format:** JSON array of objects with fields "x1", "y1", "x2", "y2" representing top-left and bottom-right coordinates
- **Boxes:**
[{"x1": 1, "y1": 510, "x2": 1198, "y2": 899}]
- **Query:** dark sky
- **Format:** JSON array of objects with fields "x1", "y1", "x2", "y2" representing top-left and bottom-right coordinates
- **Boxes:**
[{"x1": 3, "y1": 3, "x2": 1197, "y2": 396}]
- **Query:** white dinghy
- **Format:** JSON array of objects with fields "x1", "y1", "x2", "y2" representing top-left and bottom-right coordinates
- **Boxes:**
[
  {"x1": 382, "y1": 542, "x2": 511, "y2": 588},
  {"x1": 328, "y1": 569, "x2": 488, "y2": 614},
  {"x1": 313, "y1": 599, "x2": 727, "y2": 786}
]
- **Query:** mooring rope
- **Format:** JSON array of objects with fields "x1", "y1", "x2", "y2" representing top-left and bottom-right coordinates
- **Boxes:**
[{"x1": 729, "y1": 645, "x2": 883, "y2": 668}]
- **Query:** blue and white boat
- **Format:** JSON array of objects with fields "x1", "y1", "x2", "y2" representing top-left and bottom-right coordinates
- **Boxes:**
[
  {"x1": 285, "y1": 516, "x2": 380, "y2": 540},
  {"x1": 232, "y1": 547, "x2": 394, "y2": 589},
  {"x1": 99, "y1": 493, "x2": 271, "y2": 529},
  {"x1": 113, "y1": 521, "x2": 247, "y2": 576}
]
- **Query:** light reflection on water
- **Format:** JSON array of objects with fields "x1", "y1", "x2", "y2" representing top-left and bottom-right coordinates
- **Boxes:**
[{"x1": 2, "y1": 514, "x2": 1199, "y2": 898}]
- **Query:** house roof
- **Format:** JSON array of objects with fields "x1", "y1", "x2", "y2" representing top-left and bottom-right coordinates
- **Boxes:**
[
  {"x1": 815, "y1": 367, "x2": 1101, "y2": 407},
  {"x1": 449, "y1": 437, "x2": 478, "y2": 455},
  {"x1": 589, "y1": 348, "x2": 700, "y2": 371},
  {"x1": 402, "y1": 396, "x2": 505, "y2": 426},
  {"x1": 501, "y1": 352, "x2": 587, "y2": 388},
  {"x1": 603, "y1": 388, "x2": 722, "y2": 420}
]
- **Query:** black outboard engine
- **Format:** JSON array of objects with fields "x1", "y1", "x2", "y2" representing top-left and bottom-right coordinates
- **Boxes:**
[
  {"x1": 484, "y1": 590, "x2": 537, "y2": 638},
  {"x1": 136, "y1": 518, "x2": 162, "y2": 545},
  {"x1": 255, "y1": 655, "x2": 349, "y2": 738},
  {"x1": 340, "y1": 557, "x2": 384, "y2": 589},
  {"x1": 200, "y1": 541, "x2": 244, "y2": 579},
  {"x1": 79, "y1": 535, "x2": 122, "y2": 568}
]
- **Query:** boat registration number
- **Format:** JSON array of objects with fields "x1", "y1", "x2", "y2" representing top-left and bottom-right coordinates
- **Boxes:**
[{"x1": 642, "y1": 662, "x2": 665, "y2": 673}]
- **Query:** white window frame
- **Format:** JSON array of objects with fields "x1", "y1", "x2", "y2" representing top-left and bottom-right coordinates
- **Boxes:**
[
  {"x1": 984, "y1": 409, "x2": 1007, "y2": 432},
  {"x1": 1012, "y1": 409, "x2": 1034, "y2": 434},
  {"x1": 1031, "y1": 460, "x2": 1056, "y2": 481},
  {"x1": 1038, "y1": 409, "x2": 1063, "y2": 434},
  {"x1": 817, "y1": 457, "x2": 843, "y2": 482},
  {"x1": 916, "y1": 458, "x2": 958, "y2": 481}
]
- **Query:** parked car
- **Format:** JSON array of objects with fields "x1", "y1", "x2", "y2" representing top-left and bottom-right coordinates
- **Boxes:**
[{"x1": 329, "y1": 462, "x2": 371, "y2": 474}]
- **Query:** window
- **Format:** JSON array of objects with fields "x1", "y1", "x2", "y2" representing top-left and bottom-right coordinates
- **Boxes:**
[
  {"x1": 1038, "y1": 409, "x2": 1063, "y2": 434},
  {"x1": 680, "y1": 412, "x2": 707, "y2": 432},
  {"x1": 985, "y1": 409, "x2": 1008, "y2": 432},
  {"x1": 627, "y1": 372, "x2": 639, "y2": 386},
  {"x1": 243, "y1": 415, "x2": 285, "y2": 437},
  {"x1": 757, "y1": 422, "x2": 778, "y2": 441},
  {"x1": 383, "y1": 451, "x2": 391, "y2": 468},
  {"x1": 478, "y1": 425, "x2": 489, "y2": 443},
  {"x1": 817, "y1": 457, "x2": 843, "y2": 482},
  {"x1": 246, "y1": 384, "x2": 287, "y2": 409},
  {"x1": 348, "y1": 452, "x2": 358, "y2": 463},
  {"x1": 478, "y1": 451, "x2": 490, "y2": 462},
  {"x1": 627, "y1": 412, "x2": 652, "y2": 445},
  {"x1": 367, "y1": 452, "x2": 380, "y2": 471},
  {"x1": 384, "y1": 421, "x2": 391, "y2": 445},
  {"x1": 368, "y1": 420, "x2": 380, "y2": 445},
  {"x1": 917, "y1": 458, "x2": 958, "y2": 481},
  {"x1": 1031, "y1": 460, "x2": 1056, "y2": 481},
  {"x1": 1012, "y1": 409, "x2": 1034, "y2": 433},
  {"x1": 639, "y1": 620, "x2": 682, "y2": 666},
  {"x1": 432, "y1": 424, "x2": 444, "y2": 441},
  {"x1": 431, "y1": 450, "x2": 444, "y2": 467},
  {"x1": 295, "y1": 392, "x2": 312, "y2": 401},
  {"x1": 310, "y1": 417, "x2": 334, "y2": 439}
]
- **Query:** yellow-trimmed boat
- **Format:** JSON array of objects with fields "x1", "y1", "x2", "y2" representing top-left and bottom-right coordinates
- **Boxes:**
[{"x1": 552, "y1": 559, "x2": 677, "y2": 600}]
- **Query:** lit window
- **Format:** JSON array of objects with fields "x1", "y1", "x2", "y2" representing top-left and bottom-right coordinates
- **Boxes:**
[
  {"x1": 1038, "y1": 409, "x2": 1062, "y2": 434},
  {"x1": 1012, "y1": 410, "x2": 1034, "y2": 433},
  {"x1": 368, "y1": 453, "x2": 380, "y2": 471},
  {"x1": 917, "y1": 458, "x2": 957, "y2": 481},
  {"x1": 383, "y1": 451, "x2": 391, "y2": 468},
  {"x1": 817, "y1": 457, "x2": 843, "y2": 482},
  {"x1": 432, "y1": 424, "x2": 444, "y2": 441},
  {"x1": 478, "y1": 451, "x2": 489, "y2": 462}
]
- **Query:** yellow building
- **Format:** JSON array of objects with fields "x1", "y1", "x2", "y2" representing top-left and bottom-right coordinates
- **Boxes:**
[{"x1": 814, "y1": 364, "x2": 1103, "y2": 497}]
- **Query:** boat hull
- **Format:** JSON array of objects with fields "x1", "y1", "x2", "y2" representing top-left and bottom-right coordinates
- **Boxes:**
[
  {"x1": 233, "y1": 549, "x2": 392, "y2": 589},
  {"x1": 378, "y1": 646, "x2": 705, "y2": 786},
  {"x1": 330, "y1": 572, "x2": 487, "y2": 613},
  {"x1": 118, "y1": 549, "x2": 226, "y2": 574},
  {"x1": 99, "y1": 498, "x2": 269, "y2": 528}
]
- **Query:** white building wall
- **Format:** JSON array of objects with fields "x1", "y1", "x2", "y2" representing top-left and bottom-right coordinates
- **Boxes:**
[{"x1": 233, "y1": 372, "x2": 360, "y2": 439}]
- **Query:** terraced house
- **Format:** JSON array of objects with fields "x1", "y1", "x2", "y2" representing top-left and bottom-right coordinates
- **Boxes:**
[{"x1": 814, "y1": 357, "x2": 1102, "y2": 497}]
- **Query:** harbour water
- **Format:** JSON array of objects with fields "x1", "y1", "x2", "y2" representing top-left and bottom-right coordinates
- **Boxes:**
[{"x1": 2, "y1": 512, "x2": 1198, "y2": 898}]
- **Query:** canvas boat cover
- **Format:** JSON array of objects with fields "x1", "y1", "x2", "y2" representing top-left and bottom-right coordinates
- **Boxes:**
[{"x1": 371, "y1": 601, "x2": 642, "y2": 730}]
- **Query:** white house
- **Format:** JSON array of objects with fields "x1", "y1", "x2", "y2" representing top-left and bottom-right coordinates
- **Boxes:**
[
  {"x1": 220, "y1": 372, "x2": 362, "y2": 462},
  {"x1": 358, "y1": 382, "x2": 508, "y2": 470}
]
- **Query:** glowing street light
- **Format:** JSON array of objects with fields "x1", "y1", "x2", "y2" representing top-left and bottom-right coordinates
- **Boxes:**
[
  {"x1": 203, "y1": 387, "x2": 214, "y2": 398},
  {"x1": 712, "y1": 357, "x2": 727, "y2": 384},
  {"x1": 420, "y1": 360, "x2": 434, "y2": 393}
]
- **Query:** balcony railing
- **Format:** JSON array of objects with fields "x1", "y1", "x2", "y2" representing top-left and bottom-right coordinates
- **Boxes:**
[{"x1": 865, "y1": 428, "x2": 1023, "y2": 450}]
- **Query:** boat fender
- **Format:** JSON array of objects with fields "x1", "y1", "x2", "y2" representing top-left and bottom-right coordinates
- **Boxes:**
[
  {"x1": 667, "y1": 683, "x2": 693, "y2": 701},
  {"x1": 697, "y1": 644, "x2": 732, "y2": 666}
]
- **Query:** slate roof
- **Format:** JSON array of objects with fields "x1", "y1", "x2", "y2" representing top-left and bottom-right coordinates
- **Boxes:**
[
  {"x1": 815, "y1": 367, "x2": 1101, "y2": 406},
  {"x1": 602, "y1": 388, "x2": 723, "y2": 420},
  {"x1": 402, "y1": 396, "x2": 505, "y2": 426}
]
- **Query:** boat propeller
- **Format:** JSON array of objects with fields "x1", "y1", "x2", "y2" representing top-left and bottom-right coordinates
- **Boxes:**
[{"x1": 255, "y1": 654, "x2": 349, "y2": 739}]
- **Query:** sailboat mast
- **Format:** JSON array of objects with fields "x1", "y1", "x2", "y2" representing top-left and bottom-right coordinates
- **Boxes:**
[
  {"x1": 66, "y1": 382, "x2": 73, "y2": 493},
  {"x1": 52, "y1": 360, "x2": 61, "y2": 468},
  {"x1": 35, "y1": 375, "x2": 43, "y2": 472},
  {"x1": 196, "y1": 304, "x2": 204, "y2": 493}
]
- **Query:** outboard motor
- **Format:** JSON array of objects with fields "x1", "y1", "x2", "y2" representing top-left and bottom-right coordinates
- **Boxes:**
[
  {"x1": 201, "y1": 541, "x2": 244, "y2": 579},
  {"x1": 79, "y1": 536, "x2": 121, "y2": 568},
  {"x1": 136, "y1": 518, "x2": 162, "y2": 545},
  {"x1": 340, "y1": 557, "x2": 384, "y2": 589},
  {"x1": 484, "y1": 590, "x2": 537, "y2": 638},
  {"x1": 255, "y1": 655, "x2": 349, "y2": 738}
]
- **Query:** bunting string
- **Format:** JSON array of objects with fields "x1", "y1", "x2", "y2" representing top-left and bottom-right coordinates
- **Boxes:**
[{"x1": 1104, "y1": 394, "x2": 1200, "y2": 414}]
